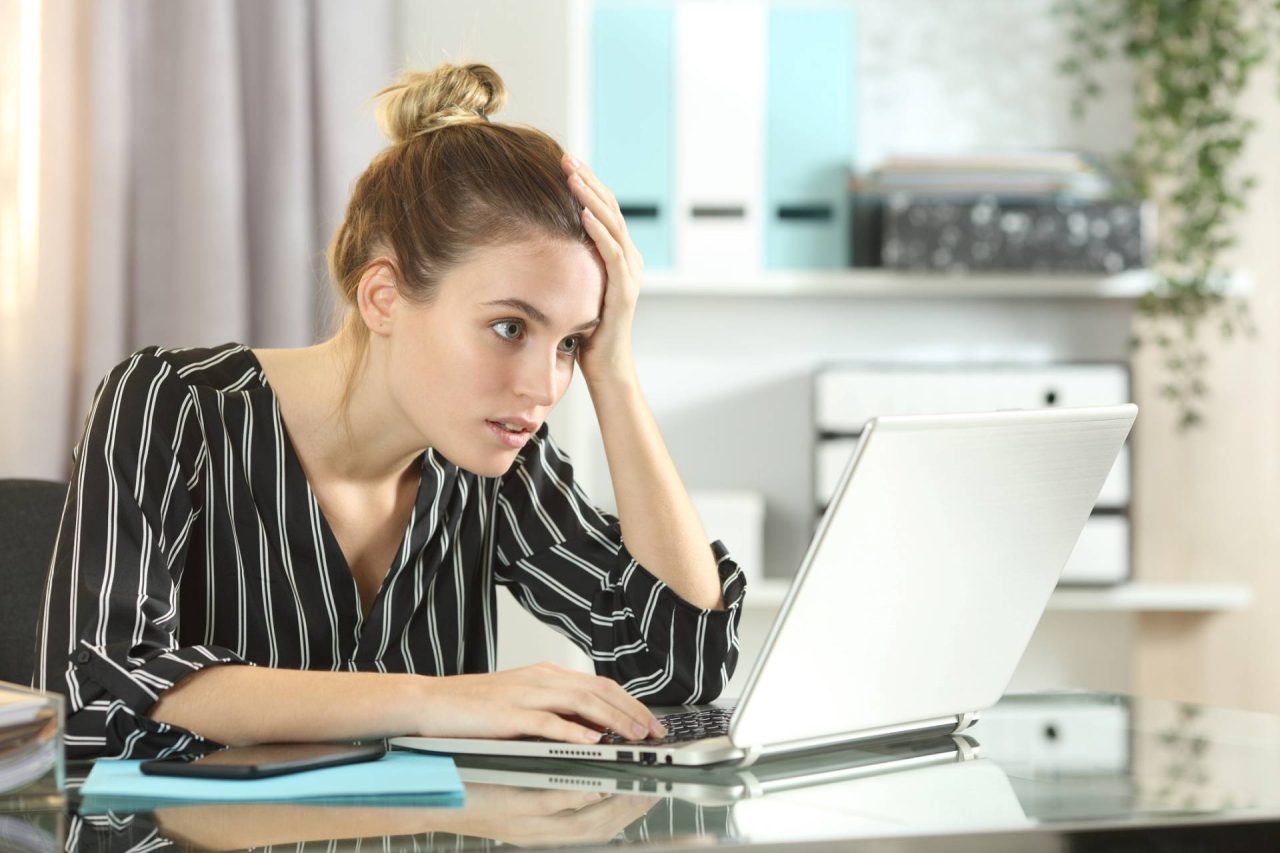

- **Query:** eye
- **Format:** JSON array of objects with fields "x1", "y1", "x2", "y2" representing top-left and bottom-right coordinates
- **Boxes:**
[
  {"x1": 558, "y1": 336, "x2": 582, "y2": 356},
  {"x1": 491, "y1": 320, "x2": 525, "y2": 341}
]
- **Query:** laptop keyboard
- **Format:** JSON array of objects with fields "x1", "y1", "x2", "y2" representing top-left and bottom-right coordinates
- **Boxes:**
[{"x1": 600, "y1": 707, "x2": 735, "y2": 746}]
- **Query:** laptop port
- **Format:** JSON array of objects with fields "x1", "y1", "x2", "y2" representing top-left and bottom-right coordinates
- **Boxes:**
[
  {"x1": 639, "y1": 779, "x2": 657, "y2": 792},
  {"x1": 616, "y1": 751, "x2": 634, "y2": 762},
  {"x1": 640, "y1": 752, "x2": 657, "y2": 765}
]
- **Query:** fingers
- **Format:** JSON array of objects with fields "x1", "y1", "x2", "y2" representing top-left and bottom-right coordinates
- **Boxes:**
[
  {"x1": 562, "y1": 153, "x2": 619, "y2": 212},
  {"x1": 592, "y1": 675, "x2": 666, "y2": 738},
  {"x1": 548, "y1": 689, "x2": 651, "y2": 741},
  {"x1": 527, "y1": 666, "x2": 665, "y2": 741},
  {"x1": 563, "y1": 153, "x2": 645, "y2": 274},
  {"x1": 523, "y1": 708, "x2": 603, "y2": 744},
  {"x1": 580, "y1": 206, "x2": 627, "y2": 268},
  {"x1": 571, "y1": 174, "x2": 625, "y2": 245}
]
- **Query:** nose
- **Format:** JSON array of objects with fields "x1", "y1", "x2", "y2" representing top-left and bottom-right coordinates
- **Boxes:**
[{"x1": 514, "y1": 345, "x2": 560, "y2": 408}]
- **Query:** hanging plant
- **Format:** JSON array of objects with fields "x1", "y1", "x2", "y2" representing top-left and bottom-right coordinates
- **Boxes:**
[{"x1": 1054, "y1": 0, "x2": 1280, "y2": 429}]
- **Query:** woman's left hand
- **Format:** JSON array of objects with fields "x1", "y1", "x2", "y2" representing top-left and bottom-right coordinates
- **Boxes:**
[{"x1": 561, "y1": 152, "x2": 643, "y2": 385}]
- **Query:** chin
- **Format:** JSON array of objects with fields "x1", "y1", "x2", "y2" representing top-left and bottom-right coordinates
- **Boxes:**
[{"x1": 451, "y1": 449, "x2": 520, "y2": 479}]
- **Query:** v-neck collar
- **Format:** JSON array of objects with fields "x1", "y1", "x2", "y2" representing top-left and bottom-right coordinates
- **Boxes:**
[{"x1": 240, "y1": 346, "x2": 457, "y2": 649}]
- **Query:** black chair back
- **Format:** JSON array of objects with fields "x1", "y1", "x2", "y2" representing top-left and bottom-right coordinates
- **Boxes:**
[{"x1": 0, "y1": 479, "x2": 67, "y2": 686}]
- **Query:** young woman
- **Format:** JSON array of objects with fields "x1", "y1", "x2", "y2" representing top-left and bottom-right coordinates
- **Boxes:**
[{"x1": 33, "y1": 63, "x2": 746, "y2": 759}]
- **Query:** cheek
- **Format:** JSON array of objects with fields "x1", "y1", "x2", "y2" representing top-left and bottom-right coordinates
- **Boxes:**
[{"x1": 555, "y1": 361, "x2": 575, "y2": 400}]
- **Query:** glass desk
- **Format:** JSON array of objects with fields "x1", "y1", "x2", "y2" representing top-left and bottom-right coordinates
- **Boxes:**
[{"x1": 7, "y1": 691, "x2": 1280, "y2": 851}]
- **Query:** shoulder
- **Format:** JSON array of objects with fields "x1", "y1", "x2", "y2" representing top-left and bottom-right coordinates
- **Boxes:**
[
  {"x1": 96, "y1": 342, "x2": 263, "y2": 397},
  {"x1": 142, "y1": 343, "x2": 263, "y2": 393},
  {"x1": 86, "y1": 343, "x2": 263, "y2": 438}
]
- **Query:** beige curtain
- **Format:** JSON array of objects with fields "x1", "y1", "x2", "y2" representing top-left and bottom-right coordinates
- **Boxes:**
[{"x1": 0, "y1": 0, "x2": 395, "y2": 481}]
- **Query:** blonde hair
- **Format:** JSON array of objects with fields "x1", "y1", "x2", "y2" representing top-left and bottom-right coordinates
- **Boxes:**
[{"x1": 327, "y1": 62, "x2": 589, "y2": 411}]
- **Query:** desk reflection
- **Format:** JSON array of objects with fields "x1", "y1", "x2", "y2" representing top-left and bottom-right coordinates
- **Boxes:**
[
  {"x1": 68, "y1": 735, "x2": 974, "y2": 850},
  {"x1": 38, "y1": 693, "x2": 1280, "y2": 851},
  {"x1": 70, "y1": 783, "x2": 728, "y2": 851}
]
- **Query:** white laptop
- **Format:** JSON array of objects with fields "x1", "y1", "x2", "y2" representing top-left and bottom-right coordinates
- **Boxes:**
[{"x1": 393, "y1": 404, "x2": 1138, "y2": 767}]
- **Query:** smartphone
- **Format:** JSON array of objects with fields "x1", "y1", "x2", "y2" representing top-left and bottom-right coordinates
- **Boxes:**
[{"x1": 139, "y1": 741, "x2": 387, "y2": 780}]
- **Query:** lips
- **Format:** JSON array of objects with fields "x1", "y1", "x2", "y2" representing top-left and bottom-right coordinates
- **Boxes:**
[
  {"x1": 483, "y1": 414, "x2": 535, "y2": 448},
  {"x1": 489, "y1": 417, "x2": 538, "y2": 433}
]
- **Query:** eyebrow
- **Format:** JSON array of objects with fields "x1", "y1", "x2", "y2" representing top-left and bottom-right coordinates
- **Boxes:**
[{"x1": 482, "y1": 298, "x2": 600, "y2": 333}]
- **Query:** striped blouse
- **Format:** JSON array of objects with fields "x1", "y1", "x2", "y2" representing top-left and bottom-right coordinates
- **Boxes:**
[{"x1": 33, "y1": 343, "x2": 746, "y2": 759}]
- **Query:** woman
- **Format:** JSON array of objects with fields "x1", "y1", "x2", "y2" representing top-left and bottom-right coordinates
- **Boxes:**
[{"x1": 33, "y1": 63, "x2": 746, "y2": 759}]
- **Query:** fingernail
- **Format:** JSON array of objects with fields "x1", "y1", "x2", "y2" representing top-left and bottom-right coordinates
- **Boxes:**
[
  {"x1": 584, "y1": 729, "x2": 602, "y2": 742},
  {"x1": 631, "y1": 723, "x2": 647, "y2": 739},
  {"x1": 568, "y1": 155, "x2": 582, "y2": 169}
]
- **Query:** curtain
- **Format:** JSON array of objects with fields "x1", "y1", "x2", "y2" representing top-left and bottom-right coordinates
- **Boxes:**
[{"x1": 1, "y1": 0, "x2": 395, "y2": 480}]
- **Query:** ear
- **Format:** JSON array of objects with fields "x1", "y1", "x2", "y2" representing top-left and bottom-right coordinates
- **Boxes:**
[{"x1": 355, "y1": 260, "x2": 401, "y2": 338}]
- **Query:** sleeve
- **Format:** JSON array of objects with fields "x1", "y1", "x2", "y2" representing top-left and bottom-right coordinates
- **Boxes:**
[
  {"x1": 32, "y1": 349, "x2": 250, "y2": 759},
  {"x1": 492, "y1": 424, "x2": 748, "y2": 704}
]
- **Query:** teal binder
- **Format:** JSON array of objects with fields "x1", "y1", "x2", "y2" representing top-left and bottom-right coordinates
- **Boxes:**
[
  {"x1": 592, "y1": 1, "x2": 675, "y2": 270},
  {"x1": 765, "y1": 2, "x2": 856, "y2": 269},
  {"x1": 78, "y1": 752, "x2": 463, "y2": 813}
]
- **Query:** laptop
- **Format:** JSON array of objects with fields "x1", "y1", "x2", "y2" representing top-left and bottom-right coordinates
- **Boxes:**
[{"x1": 392, "y1": 404, "x2": 1138, "y2": 767}]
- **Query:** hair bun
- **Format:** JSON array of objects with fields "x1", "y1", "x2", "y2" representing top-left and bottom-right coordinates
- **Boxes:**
[{"x1": 375, "y1": 63, "x2": 507, "y2": 144}]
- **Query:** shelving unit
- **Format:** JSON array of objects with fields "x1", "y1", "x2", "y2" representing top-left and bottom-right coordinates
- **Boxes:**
[
  {"x1": 643, "y1": 269, "x2": 1253, "y2": 299},
  {"x1": 743, "y1": 578, "x2": 1252, "y2": 613}
]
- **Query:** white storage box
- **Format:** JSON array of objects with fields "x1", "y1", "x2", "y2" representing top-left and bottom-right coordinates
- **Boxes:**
[
  {"x1": 689, "y1": 490, "x2": 766, "y2": 585},
  {"x1": 814, "y1": 364, "x2": 1131, "y2": 432}
]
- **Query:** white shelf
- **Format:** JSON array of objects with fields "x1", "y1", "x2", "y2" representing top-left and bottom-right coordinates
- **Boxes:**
[
  {"x1": 744, "y1": 579, "x2": 1252, "y2": 613},
  {"x1": 1046, "y1": 582, "x2": 1252, "y2": 612},
  {"x1": 642, "y1": 269, "x2": 1253, "y2": 300}
]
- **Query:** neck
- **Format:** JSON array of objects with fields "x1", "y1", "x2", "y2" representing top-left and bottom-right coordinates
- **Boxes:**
[{"x1": 271, "y1": 334, "x2": 427, "y2": 487}]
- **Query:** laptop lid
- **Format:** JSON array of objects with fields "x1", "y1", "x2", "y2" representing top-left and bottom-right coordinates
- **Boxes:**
[{"x1": 729, "y1": 404, "x2": 1137, "y2": 751}]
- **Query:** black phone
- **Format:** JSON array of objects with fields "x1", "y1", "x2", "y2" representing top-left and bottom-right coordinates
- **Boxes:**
[{"x1": 139, "y1": 741, "x2": 387, "y2": 780}]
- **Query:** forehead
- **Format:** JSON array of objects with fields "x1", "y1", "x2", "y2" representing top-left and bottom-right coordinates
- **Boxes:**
[{"x1": 443, "y1": 238, "x2": 604, "y2": 321}]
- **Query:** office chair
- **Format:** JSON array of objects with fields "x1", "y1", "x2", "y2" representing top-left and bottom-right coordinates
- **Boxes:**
[{"x1": 0, "y1": 479, "x2": 67, "y2": 686}]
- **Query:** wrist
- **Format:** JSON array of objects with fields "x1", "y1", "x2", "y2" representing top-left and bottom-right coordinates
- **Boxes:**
[
  {"x1": 400, "y1": 674, "x2": 441, "y2": 736},
  {"x1": 582, "y1": 358, "x2": 638, "y2": 393}
]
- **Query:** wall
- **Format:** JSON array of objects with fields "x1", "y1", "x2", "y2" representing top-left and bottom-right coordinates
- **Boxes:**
[
  {"x1": 397, "y1": 1, "x2": 1280, "y2": 708},
  {"x1": 1133, "y1": 62, "x2": 1280, "y2": 712}
]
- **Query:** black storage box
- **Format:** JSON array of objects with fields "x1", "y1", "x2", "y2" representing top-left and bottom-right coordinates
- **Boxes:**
[{"x1": 868, "y1": 194, "x2": 1150, "y2": 273}]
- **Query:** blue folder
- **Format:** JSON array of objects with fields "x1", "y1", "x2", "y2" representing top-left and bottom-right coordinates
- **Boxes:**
[{"x1": 78, "y1": 751, "x2": 463, "y2": 813}]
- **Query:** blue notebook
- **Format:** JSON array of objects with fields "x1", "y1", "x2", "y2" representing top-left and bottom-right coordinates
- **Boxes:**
[{"x1": 79, "y1": 751, "x2": 462, "y2": 813}]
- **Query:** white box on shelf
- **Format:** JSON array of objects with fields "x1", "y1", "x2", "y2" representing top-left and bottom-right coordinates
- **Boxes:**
[
  {"x1": 689, "y1": 489, "x2": 766, "y2": 586},
  {"x1": 1060, "y1": 515, "x2": 1130, "y2": 585},
  {"x1": 814, "y1": 364, "x2": 1131, "y2": 432}
]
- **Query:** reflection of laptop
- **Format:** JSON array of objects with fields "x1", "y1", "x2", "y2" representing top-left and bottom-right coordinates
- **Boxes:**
[
  {"x1": 394, "y1": 405, "x2": 1137, "y2": 768},
  {"x1": 453, "y1": 734, "x2": 979, "y2": 806}
]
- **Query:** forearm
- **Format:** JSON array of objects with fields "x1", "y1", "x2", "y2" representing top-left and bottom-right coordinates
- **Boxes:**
[
  {"x1": 585, "y1": 369, "x2": 724, "y2": 611},
  {"x1": 148, "y1": 665, "x2": 428, "y2": 746}
]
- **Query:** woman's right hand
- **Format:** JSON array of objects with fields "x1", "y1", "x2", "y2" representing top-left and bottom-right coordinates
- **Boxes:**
[{"x1": 415, "y1": 662, "x2": 667, "y2": 743}]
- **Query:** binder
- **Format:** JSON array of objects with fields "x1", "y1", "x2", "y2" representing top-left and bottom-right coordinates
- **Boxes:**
[
  {"x1": 591, "y1": 1, "x2": 676, "y2": 269},
  {"x1": 765, "y1": 2, "x2": 856, "y2": 268},
  {"x1": 674, "y1": 0, "x2": 767, "y2": 272}
]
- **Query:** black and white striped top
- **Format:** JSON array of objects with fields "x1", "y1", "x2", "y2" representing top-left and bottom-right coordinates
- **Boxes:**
[{"x1": 33, "y1": 343, "x2": 746, "y2": 759}]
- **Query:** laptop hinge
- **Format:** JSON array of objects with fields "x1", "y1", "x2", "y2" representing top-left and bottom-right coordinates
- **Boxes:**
[{"x1": 742, "y1": 714, "x2": 969, "y2": 765}]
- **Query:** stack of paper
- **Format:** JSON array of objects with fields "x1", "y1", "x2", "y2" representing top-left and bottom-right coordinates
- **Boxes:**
[
  {"x1": 855, "y1": 151, "x2": 1118, "y2": 201},
  {"x1": 0, "y1": 682, "x2": 63, "y2": 797}
]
